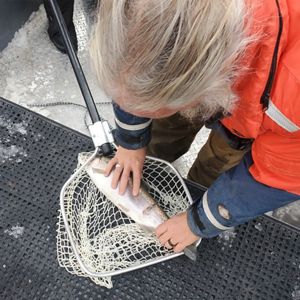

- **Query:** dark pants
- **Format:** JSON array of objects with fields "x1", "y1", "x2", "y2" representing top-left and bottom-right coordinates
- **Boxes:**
[
  {"x1": 43, "y1": 0, "x2": 75, "y2": 36},
  {"x1": 147, "y1": 113, "x2": 248, "y2": 187}
]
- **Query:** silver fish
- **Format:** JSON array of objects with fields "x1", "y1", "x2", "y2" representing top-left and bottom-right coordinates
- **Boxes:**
[{"x1": 85, "y1": 155, "x2": 198, "y2": 261}]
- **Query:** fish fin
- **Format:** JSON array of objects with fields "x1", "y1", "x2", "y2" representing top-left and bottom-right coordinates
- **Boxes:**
[
  {"x1": 117, "y1": 203, "x2": 130, "y2": 214},
  {"x1": 140, "y1": 180, "x2": 151, "y2": 191},
  {"x1": 183, "y1": 244, "x2": 198, "y2": 262},
  {"x1": 139, "y1": 224, "x2": 156, "y2": 234}
]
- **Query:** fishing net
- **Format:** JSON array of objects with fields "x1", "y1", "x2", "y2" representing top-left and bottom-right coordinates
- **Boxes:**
[{"x1": 57, "y1": 151, "x2": 194, "y2": 288}]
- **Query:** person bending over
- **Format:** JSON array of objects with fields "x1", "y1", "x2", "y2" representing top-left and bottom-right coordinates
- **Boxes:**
[{"x1": 89, "y1": 0, "x2": 300, "y2": 252}]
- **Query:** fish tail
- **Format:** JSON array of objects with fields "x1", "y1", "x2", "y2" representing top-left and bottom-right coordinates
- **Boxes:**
[{"x1": 183, "y1": 244, "x2": 198, "y2": 262}]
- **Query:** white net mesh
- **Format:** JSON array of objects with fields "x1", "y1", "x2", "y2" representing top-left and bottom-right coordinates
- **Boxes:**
[{"x1": 57, "y1": 152, "x2": 192, "y2": 288}]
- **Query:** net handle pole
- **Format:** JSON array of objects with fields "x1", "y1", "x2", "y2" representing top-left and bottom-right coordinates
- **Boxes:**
[{"x1": 47, "y1": 0, "x2": 113, "y2": 156}]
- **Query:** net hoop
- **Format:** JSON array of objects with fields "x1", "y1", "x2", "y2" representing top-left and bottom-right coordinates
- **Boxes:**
[{"x1": 57, "y1": 148, "x2": 200, "y2": 287}]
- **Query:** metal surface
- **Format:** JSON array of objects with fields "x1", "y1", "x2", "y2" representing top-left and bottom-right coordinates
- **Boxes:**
[{"x1": 1, "y1": 97, "x2": 300, "y2": 299}]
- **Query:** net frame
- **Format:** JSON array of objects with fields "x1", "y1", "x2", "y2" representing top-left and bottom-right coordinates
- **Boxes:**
[{"x1": 58, "y1": 147, "x2": 200, "y2": 281}]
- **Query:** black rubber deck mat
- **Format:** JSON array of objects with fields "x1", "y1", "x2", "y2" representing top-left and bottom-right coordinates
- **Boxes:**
[{"x1": 1, "y1": 97, "x2": 300, "y2": 300}]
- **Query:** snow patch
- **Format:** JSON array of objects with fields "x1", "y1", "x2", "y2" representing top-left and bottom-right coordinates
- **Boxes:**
[
  {"x1": 0, "y1": 145, "x2": 27, "y2": 164},
  {"x1": 218, "y1": 230, "x2": 237, "y2": 249},
  {"x1": 254, "y1": 222, "x2": 263, "y2": 232},
  {"x1": 4, "y1": 225, "x2": 25, "y2": 239},
  {"x1": 29, "y1": 106, "x2": 51, "y2": 118},
  {"x1": 172, "y1": 126, "x2": 210, "y2": 177},
  {"x1": 292, "y1": 286, "x2": 300, "y2": 300},
  {"x1": 274, "y1": 201, "x2": 300, "y2": 223},
  {"x1": 4, "y1": 75, "x2": 29, "y2": 103},
  {"x1": 0, "y1": 116, "x2": 28, "y2": 135}
]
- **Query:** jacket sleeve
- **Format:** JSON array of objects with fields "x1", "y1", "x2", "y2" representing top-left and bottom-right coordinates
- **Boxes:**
[
  {"x1": 187, "y1": 152, "x2": 299, "y2": 238},
  {"x1": 112, "y1": 101, "x2": 152, "y2": 150}
]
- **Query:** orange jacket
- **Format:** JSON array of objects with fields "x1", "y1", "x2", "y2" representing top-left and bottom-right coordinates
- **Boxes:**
[{"x1": 221, "y1": 0, "x2": 300, "y2": 195}]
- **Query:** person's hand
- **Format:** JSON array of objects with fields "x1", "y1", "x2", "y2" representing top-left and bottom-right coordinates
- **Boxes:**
[
  {"x1": 105, "y1": 146, "x2": 146, "y2": 196},
  {"x1": 155, "y1": 212, "x2": 199, "y2": 253}
]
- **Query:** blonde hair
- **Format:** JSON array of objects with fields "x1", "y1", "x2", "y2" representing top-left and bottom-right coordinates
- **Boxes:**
[{"x1": 90, "y1": 0, "x2": 251, "y2": 117}]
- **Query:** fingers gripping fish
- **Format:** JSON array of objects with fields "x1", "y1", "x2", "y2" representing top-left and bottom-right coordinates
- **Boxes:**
[{"x1": 84, "y1": 155, "x2": 198, "y2": 261}]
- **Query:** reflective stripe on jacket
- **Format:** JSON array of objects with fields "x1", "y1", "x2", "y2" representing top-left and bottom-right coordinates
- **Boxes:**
[{"x1": 112, "y1": 102, "x2": 152, "y2": 149}]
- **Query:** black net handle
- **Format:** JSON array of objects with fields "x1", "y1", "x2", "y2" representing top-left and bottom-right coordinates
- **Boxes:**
[{"x1": 47, "y1": 0, "x2": 113, "y2": 156}]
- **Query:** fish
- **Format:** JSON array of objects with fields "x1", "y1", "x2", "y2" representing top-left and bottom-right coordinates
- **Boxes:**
[{"x1": 84, "y1": 155, "x2": 198, "y2": 261}]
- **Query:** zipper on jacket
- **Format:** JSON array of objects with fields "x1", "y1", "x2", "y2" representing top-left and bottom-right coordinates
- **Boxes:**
[{"x1": 260, "y1": 0, "x2": 283, "y2": 110}]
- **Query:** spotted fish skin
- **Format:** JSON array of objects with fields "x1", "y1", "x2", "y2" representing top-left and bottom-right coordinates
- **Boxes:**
[{"x1": 86, "y1": 156, "x2": 168, "y2": 232}]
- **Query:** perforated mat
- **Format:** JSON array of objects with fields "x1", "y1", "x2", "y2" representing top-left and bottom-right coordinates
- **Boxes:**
[{"x1": 1, "y1": 97, "x2": 300, "y2": 300}]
